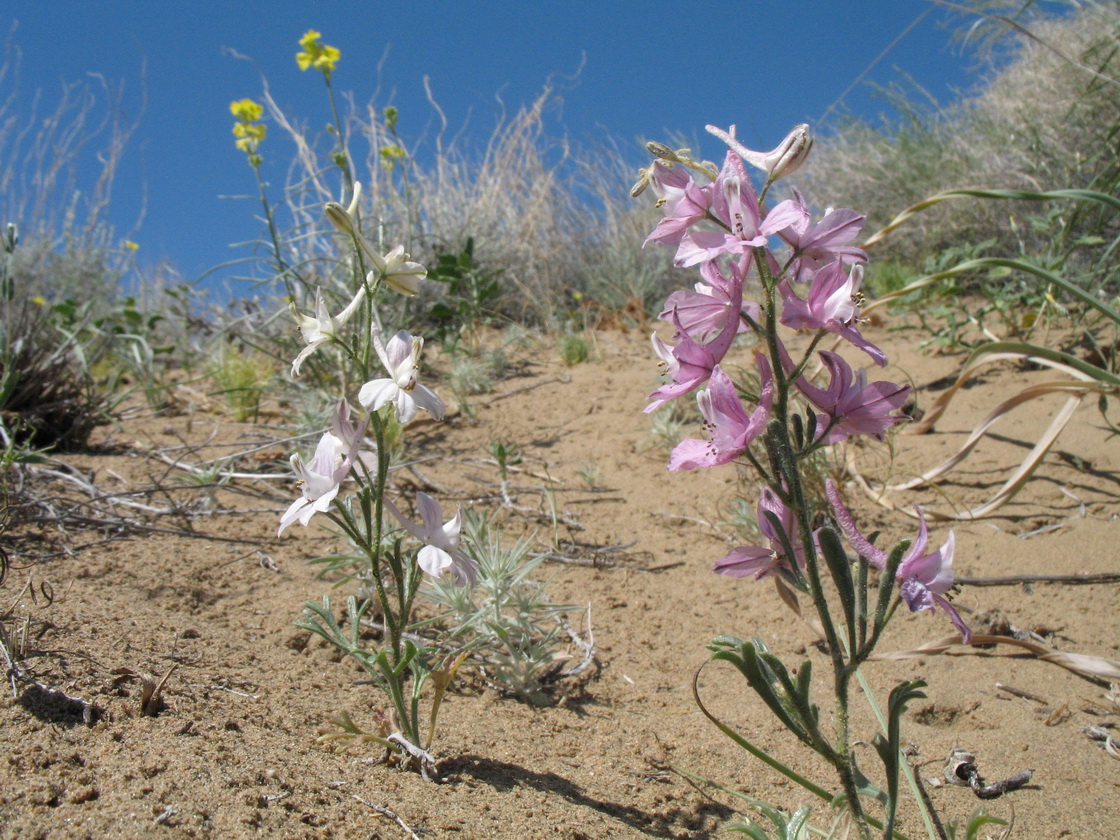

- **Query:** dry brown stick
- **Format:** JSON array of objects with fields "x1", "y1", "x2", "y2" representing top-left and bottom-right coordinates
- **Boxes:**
[
  {"x1": 995, "y1": 683, "x2": 1047, "y2": 704},
  {"x1": 349, "y1": 795, "x2": 422, "y2": 840},
  {"x1": 958, "y1": 572, "x2": 1120, "y2": 586}
]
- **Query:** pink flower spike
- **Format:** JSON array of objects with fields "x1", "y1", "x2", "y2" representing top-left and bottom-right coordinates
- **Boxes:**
[
  {"x1": 668, "y1": 357, "x2": 773, "y2": 470},
  {"x1": 796, "y1": 351, "x2": 909, "y2": 443},
  {"x1": 713, "y1": 487, "x2": 805, "y2": 580},
  {"x1": 897, "y1": 510, "x2": 970, "y2": 642},
  {"x1": 385, "y1": 493, "x2": 479, "y2": 586}
]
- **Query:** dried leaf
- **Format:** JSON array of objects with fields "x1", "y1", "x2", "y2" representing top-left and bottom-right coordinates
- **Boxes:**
[{"x1": 873, "y1": 634, "x2": 1120, "y2": 682}]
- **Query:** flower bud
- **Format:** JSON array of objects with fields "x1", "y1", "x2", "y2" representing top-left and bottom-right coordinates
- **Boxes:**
[
  {"x1": 646, "y1": 141, "x2": 680, "y2": 162},
  {"x1": 324, "y1": 182, "x2": 363, "y2": 236},
  {"x1": 706, "y1": 123, "x2": 813, "y2": 180},
  {"x1": 323, "y1": 202, "x2": 353, "y2": 235},
  {"x1": 765, "y1": 124, "x2": 812, "y2": 179}
]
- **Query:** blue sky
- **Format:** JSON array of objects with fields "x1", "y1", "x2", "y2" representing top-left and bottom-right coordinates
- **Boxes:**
[{"x1": 4, "y1": 1, "x2": 984, "y2": 297}]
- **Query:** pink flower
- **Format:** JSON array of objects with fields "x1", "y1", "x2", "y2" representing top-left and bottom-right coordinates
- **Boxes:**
[
  {"x1": 646, "y1": 265, "x2": 745, "y2": 413},
  {"x1": 643, "y1": 163, "x2": 713, "y2": 249},
  {"x1": 288, "y1": 286, "x2": 366, "y2": 376},
  {"x1": 669, "y1": 357, "x2": 773, "y2": 470},
  {"x1": 713, "y1": 487, "x2": 807, "y2": 580},
  {"x1": 674, "y1": 152, "x2": 802, "y2": 267},
  {"x1": 778, "y1": 188, "x2": 867, "y2": 281},
  {"x1": 896, "y1": 515, "x2": 969, "y2": 641},
  {"x1": 659, "y1": 260, "x2": 758, "y2": 342},
  {"x1": 278, "y1": 427, "x2": 358, "y2": 539},
  {"x1": 385, "y1": 492, "x2": 478, "y2": 586},
  {"x1": 796, "y1": 351, "x2": 909, "y2": 442},
  {"x1": 825, "y1": 480, "x2": 969, "y2": 641},
  {"x1": 780, "y1": 262, "x2": 885, "y2": 366}
]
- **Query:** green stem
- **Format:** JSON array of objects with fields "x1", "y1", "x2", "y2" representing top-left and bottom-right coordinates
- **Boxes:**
[
  {"x1": 323, "y1": 77, "x2": 354, "y2": 193},
  {"x1": 251, "y1": 163, "x2": 297, "y2": 299},
  {"x1": 755, "y1": 244, "x2": 869, "y2": 834}
]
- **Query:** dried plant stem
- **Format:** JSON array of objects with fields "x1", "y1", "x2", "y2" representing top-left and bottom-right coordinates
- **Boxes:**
[{"x1": 349, "y1": 795, "x2": 422, "y2": 840}]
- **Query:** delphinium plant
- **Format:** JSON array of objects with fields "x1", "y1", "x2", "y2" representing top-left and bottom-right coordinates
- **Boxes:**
[
  {"x1": 276, "y1": 182, "x2": 474, "y2": 778},
  {"x1": 634, "y1": 125, "x2": 977, "y2": 838}
]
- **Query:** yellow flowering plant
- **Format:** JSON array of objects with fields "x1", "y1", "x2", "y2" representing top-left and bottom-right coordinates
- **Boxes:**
[
  {"x1": 230, "y1": 98, "x2": 266, "y2": 162},
  {"x1": 295, "y1": 29, "x2": 340, "y2": 77}
]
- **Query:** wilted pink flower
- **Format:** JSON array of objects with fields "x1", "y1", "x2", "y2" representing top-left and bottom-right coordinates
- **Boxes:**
[
  {"x1": 707, "y1": 124, "x2": 813, "y2": 180},
  {"x1": 359, "y1": 326, "x2": 445, "y2": 424},
  {"x1": 323, "y1": 184, "x2": 425, "y2": 297},
  {"x1": 366, "y1": 246, "x2": 427, "y2": 297},
  {"x1": 826, "y1": 479, "x2": 969, "y2": 641},
  {"x1": 780, "y1": 263, "x2": 885, "y2": 365},
  {"x1": 669, "y1": 357, "x2": 773, "y2": 470},
  {"x1": 796, "y1": 351, "x2": 909, "y2": 442},
  {"x1": 674, "y1": 152, "x2": 802, "y2": 267},
  {"x1": 330, "y1": 399, "x2": 377, "y2": 474},
  {"x1": 713, "y1": 487, "x2": 807, "y2": 579},
  {"x1": 385, "y1": 492, "x2": 478, "y2": 586}
]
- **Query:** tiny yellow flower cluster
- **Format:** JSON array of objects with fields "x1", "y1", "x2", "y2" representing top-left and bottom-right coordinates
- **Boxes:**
[
  {"x1": 230, "y1": 98, "x2": 266, "y2": 160},
  {"x1": 379, "y1": 144, "x2": 407, "y2": 171},
  {"x1": 295, "y1": 30, "x2": 340, "y2": 76}
]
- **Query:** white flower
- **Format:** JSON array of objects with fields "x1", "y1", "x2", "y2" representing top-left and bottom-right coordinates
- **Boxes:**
[
  {"x1": 323, "y1": 182, "x2": 425, "y2": 297},
  {"x1": 278, "y1": 434, "x2": 345, "y2": 535},
  {"x1": 289, "y1": 286, "x2": 366, "y2": 376},
  {"x1": 386, "y1": 492, "x2": 478, "y2": 585},
  {"x1": 277, "y1": 401, "x2": 369, "y2": 536},
  {"x1": 364, "y1": 246, "x2": 426, "y2": 297},
  {"x1": 358, "y1": 326, "x2": 444, "y2": 424}
]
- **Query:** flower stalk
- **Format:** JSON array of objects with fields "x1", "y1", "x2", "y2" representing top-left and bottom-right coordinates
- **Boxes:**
[
  {"x1": 638, "y1": 123, "x2": 967, "y2": 836},
  {"x1": 279, "y1": 180, "x2": 469, "y2": 776}
]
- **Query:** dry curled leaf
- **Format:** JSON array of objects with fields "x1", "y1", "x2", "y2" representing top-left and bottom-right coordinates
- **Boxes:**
[{"x1": 873, "y1": 634, "x2": 1120, "y2": 682}]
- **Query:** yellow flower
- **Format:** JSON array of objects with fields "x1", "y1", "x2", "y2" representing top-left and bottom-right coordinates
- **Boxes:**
[
  {"x1": 232, "y1": 122, "x2": 266, "y2": 153},
  {"x1": 32, "y1": 296, "x2": 45, "y2": 306},
  {"x1": 378, "y1": 144, "x2": 407, "y2": 171},
  {"x1": 229, "y1": 98, "x2": 263, "y2": 122},
  {"x1": 295, "y1": 29, "x2": 340, "y2": 75},
  {"x1": 230, "y1": 99, "x2": 266, "y2": 155}
]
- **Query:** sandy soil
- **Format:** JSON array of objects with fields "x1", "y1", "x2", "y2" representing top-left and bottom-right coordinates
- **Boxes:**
[{"x1": 2, "y1": 317, "x2": 1118, "y2": 839}]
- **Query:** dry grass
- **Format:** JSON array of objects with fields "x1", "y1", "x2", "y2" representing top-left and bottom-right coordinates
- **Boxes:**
[
  {"x1": 800, "y1": 1, "x2": 1120, "y2": 286},
  {"x1": 243, "y1": 68, "x2": 670, "y2": 329}
]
